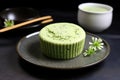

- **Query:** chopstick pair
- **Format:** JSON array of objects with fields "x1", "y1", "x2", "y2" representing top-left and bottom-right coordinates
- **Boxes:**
[
  {"x1": 41, "y1": 17, "x2": 53, "y2": 24},
  {"x1": 0, "y1": 15, "x2": 53, "y2": 33}
]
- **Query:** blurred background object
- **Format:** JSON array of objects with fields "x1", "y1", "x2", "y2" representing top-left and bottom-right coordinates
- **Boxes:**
[{"x1": 0, "y1": 7, "x2": 40, "y2": 24}]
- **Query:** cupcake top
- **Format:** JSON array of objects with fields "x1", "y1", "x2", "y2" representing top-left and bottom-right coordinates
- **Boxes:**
[{"x1": 39, "y1": 22, "x2": 86, "y2": 44}]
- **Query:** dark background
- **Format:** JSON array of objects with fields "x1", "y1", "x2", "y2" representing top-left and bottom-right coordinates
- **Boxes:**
[
  {"x1": 0, "y1": 0, "x2": 119, "y2": 13},
  {"x1": 0, "y1": 0, "x2": 118, "y2": 10},
  {"x1": 0, "y1": 0, "x2": 119, "y2": 33}
]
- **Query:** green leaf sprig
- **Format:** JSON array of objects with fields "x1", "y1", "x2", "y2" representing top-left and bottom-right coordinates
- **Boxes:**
[
  {"x1": 4, "y1": 19, "x2": 14, "y2": 27},
  {"x1": 83, "y1": 37, "x2": 104, "y2": 56}
]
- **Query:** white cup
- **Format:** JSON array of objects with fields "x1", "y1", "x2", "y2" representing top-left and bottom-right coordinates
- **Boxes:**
[{"x1": 77, "y1": 2, "x2": 113, "y2": 32}]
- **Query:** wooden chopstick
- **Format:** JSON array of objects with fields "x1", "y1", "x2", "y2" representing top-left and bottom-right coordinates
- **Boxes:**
[
  {"x1": 0, "y1": 15, "x2": 52, "y2": 33},
  {"x1": 41, "y1": 18, "x2": 53, "y2": 24}
]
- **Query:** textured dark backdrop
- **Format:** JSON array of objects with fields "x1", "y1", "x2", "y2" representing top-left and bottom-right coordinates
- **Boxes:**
[
  {"x1": 0, "y1": 0, "x2": 119, "y2": 20},
  {"x1": 0, "y1": 0, "x2": 119, "y2": 34},
  {"x1": 0, "y1": 0, "x2": 118, "y2": 11}
]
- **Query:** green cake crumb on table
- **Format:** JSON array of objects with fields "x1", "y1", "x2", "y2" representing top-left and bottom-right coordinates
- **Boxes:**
[{"x1": 39, "y1": 22, "x2": 86, "y2": 60}]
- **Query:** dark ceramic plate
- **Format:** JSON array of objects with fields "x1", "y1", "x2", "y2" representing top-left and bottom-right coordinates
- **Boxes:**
[
  {"x1": 17, "y1": 32, "x2": 110, "y2": 69},
  {"x1": 0, "y1": 7, "x2": 40, "y2": 29}
]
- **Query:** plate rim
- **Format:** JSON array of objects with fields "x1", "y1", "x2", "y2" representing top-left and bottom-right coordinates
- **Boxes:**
[{"x1": 17, "y1": 31, "x2": 110, "y2": 70}]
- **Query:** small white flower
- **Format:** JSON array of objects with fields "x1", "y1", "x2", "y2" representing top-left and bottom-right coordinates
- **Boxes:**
[
  {"x1": 90, "y1": 37, "x2": 104, "y2": 51},
  {"x1": 83, "y1": 37, "x2": 104, "y2": 57}
]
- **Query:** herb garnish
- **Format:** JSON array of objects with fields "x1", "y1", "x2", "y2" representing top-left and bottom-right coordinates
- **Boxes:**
[
  {"x1": 83, "y1": 37, "x2": 104, "y2": 56},
  {"x1": 4, "y1": 19, "x2": 14, "y2": 27}
]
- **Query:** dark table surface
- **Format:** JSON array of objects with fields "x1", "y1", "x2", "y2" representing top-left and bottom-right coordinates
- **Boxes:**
[{"x1": 0, "y1": 8, "x2": 120, "y2": 80}]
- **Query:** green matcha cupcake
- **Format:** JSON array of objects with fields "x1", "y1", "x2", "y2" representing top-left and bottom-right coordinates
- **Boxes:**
[{"x1": 39, "y1": 22, "x2": 86, "y2": 59}]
